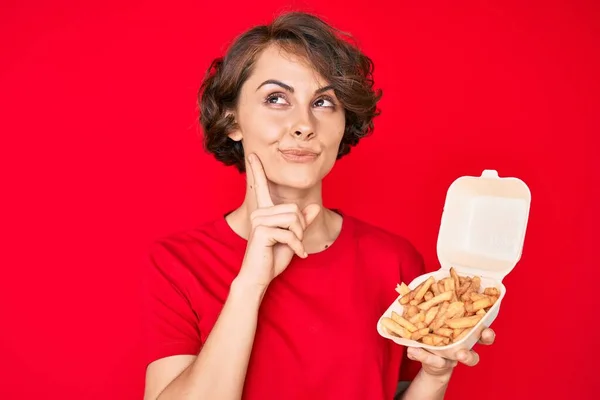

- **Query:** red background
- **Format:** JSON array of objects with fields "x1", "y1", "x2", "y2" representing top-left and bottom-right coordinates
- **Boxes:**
[{"x1": 1, "y1": 1, "x2": 598, "y2": 399}]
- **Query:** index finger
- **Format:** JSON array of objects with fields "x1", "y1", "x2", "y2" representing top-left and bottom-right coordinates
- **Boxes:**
[{"x1": 248, "y1": 153, "x2": 273, "y2": 208}]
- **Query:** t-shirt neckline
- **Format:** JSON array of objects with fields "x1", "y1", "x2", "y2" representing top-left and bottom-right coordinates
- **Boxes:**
[{"x1": 213, "y1": 209, "x2": 354, "y2": 266}]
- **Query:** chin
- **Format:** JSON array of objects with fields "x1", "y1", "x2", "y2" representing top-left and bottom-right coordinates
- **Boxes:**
[
  {"x1": 270, "y1": 168, "x2": 322, "y2": 190},
  {"x1": 264, "y1": 155, "x2": 336, "y2": 190},
  {"x1": 275, "y1": 175, "x2": 319, "y2": 190}
]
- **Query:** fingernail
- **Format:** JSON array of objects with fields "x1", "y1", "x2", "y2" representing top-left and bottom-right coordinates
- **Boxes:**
[
  {"x1": 248, "y1": 154, "x2": 254, "y2": 164},
  {"x1": 458, "y1": 352, "x2": 468, "y2": 362},
  {"x1": 303, "y1": 251, "x2": 308, "y2": 258}
]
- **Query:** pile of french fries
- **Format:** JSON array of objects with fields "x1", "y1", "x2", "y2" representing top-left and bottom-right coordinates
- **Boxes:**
[{"x1": 381, "y1": 267, "x2": 500, "y2": 347}]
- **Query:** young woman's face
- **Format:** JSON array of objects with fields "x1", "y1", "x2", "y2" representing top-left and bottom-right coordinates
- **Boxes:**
[{"x1": 230, "y1": 45, "x2": 346, "y2": 189}]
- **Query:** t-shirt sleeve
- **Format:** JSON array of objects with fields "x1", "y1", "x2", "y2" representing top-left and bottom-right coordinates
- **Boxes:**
[
  {"x1": 397, "y1": 239, "x2": 428, "y2": 382},
  {"x1": 142, "y1": 241, "x2": 202, "y2": 367}
]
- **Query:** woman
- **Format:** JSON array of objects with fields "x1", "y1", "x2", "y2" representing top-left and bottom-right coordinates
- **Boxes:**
[{"x1": 143, "y1": 11, "x2": 495, "y2": 400}]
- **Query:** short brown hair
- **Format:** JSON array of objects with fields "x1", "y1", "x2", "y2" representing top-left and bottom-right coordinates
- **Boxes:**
[{"x1": 198, "y1": 11, "x2": 382, "y2": 172}]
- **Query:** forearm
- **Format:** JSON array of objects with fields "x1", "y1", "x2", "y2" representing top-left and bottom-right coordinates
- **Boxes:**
[
  {"x1": 400, "y1": 368, "x2": 452, "y2": 400},
  {"x1": 157, "y1": 278, "x2": 264, "y2": 400}
]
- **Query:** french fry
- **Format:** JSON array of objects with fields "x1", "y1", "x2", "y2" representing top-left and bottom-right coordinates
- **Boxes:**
[
  {"x1": 422, "y1": 335, "x2": 435, "y2": 346},
  {"x1": 452, "y1": 328, "x2": 465, "y2": 339},
  {"x1": 439, "y1": 301, "x2": 450, "y2": 315},
  {"x1": 435, "y1": 328, "x2": 454, "y2": 338},
  {"x1": 430, "y1": 303, "x2": 451, "y2": 331},
  {"x1": 465, "y1": 301, "x2": 474, "y2": 314},
  {"x1": 385, "y1": 270, "x2": 501, "y2": 346},
  {"x1": 424, "y1": 334, "x2": 447, "y2": 346},
  {"x1": 470, "y1": 292, "x2": 486, "y2": 302},
  {"x1": 442, "y1": 278, "x2": 454, "y2": 294},
  {"x1": 406, "y1": 305, "x2": 419, "y2": 318},
  {"x1": 461, "y1": 287, "x2": 475, "y2": 302},
  {"x1": 417, "y1": 290, "x2": 453, "y2": 311},
  {"x1": 409, "y1": 310, "x2": 425, "y2": 325},
  {"x1": 457, "y1": 281, "x2": 471, "y2": 296},
  {"x1": 454, "y1": 328, "x2": 471, "y2": 342},
  {"x1": 471, "y1": 276, "x2": 481, "y2": 292},
  {"x1": 400, "y1": 282, "x2": 422, "y2": 305},
  {"x1": 381, "y1": 317, "x2": 412, "y2": 339},
  {"x1": 396, "y1": 282, "x2": 411, "y2": 296},
  {"x1": 445, "y1": 301, "x2": 465, "y2": 318},
  {"x1": 429, "y1": 312, "x2": 447, "y2": 331},
  {"x1": 450, "y1": 267, "x2": 460, "y2": 292},
  {"x1": 451, "y1": 291, "x2": 458, "y2": 302},
  {"x1": 410, "y1": 282, "x2": 425, "y2": 299},
  {"x1": 391, "y1": 311, "x2": 418, "y2": 333},
  {"x1": 424, "y1": 306, "x2": 439, "y2": 325},
  {"x1": 472, "y1": 297, "x2": 493, "y2": 311},
  {"x1": 414, "y1": 276, "x2": 435, "y2": 301},
  {"x1": 445, "y1": 315, "x2": 483, "y2": 329},
  {"x1": 411, "y1": 328, "x2": 430, "y2": 341}
]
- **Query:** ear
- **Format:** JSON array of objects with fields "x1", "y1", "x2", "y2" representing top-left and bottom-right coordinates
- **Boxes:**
[
  {"x1": 226, "y1": 111, "x2": 243, "y2": 142},
  {"x1": 228, "y1": 130, "x2": 243, "y2": 141}
]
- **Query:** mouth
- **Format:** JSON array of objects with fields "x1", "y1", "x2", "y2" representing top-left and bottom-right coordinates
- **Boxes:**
[{"x1": 278, "y1": 148, "x2": 320, "y2": 163}]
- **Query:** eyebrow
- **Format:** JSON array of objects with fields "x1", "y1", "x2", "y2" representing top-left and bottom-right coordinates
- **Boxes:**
[{"x1": 256, "y1": 79, "x2": 334, "y2": 95}]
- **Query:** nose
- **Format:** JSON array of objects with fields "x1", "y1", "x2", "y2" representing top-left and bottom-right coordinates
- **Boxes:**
[{"x1": 290, "y1": 110, "x2": 315, "y2": 140}]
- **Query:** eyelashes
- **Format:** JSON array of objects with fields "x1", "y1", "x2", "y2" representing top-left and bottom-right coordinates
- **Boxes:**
[
  {"x1": 264, "y1": 92, "x2": 288, "y2": 105},
  {"x1": 264, "y1": 92, "x2": 337, "y2": 109}
]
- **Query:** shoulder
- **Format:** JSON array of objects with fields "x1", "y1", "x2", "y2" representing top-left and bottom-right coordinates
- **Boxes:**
[
  {"x1": 145, "y1": 216, "x2": 230, "y2": 279},
  {"x1": 149, "y1": 215, "x2": 230, "y2": 256},
  {"x1": 344, "y1": 213, "x2": 426, "y2": 282}
]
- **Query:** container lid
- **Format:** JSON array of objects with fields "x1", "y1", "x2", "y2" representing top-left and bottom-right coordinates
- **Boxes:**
[{"x1": 436, "y1": 169, "x2": 531, "y2": 281}]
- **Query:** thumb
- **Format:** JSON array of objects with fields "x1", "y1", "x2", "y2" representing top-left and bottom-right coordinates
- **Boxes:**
[{"x1": 302, "y1": 204, "x2": 321, "y2": 227}]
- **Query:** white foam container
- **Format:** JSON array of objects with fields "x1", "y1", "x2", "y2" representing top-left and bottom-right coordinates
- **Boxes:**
[{"x1": 377, "y1": 169, "x2": 531, "y2": 359}]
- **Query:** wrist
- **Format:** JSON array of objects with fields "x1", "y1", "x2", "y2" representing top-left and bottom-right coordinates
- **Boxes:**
[
  {"x1": 230, "y1": 276, "x2": 268, "y2": 302},
  {"x1": 418, "y1": 367, "x2": 453, "y2": 385}
]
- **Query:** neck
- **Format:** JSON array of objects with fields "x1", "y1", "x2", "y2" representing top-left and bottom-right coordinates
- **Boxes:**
[
  {"x1": 226, "y1": 176, "x2": 342, "y2": 254},
  {"x1": 245, "y1": 179, "x2": 324, "y2": 214}
]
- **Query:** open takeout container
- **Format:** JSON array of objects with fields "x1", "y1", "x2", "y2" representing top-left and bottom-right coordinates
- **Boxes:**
[{"x1": 377, "y1": 169, "x2": 531, "y2": 359}]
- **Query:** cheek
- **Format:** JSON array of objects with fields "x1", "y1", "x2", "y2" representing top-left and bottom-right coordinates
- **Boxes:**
[
  {"x1": 318, "y1": 115, "x2": 345, "y2": 151},
  {"x1": 239, "y1": 107, "x2": 287, "y2": 145}
]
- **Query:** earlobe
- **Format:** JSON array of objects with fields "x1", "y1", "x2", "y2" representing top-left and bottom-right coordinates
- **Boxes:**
[
  {"x1": 226, "y1": 112, "x2": 243, "y2": 141},
  {"x1": 228, "y1": 130, "x2": 243, "y2": 141}
]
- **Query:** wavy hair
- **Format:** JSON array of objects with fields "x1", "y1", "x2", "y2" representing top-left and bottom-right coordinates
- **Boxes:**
[{"x1": 198, "y1": 11, "x2": 382, "y2": 172}]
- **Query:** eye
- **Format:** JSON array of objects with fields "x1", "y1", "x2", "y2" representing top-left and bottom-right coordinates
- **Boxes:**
[
  {"x1": 265, "y1": 93, "x2": 290, "y2": 105},
  {"x1": 314, "y1": 96, "x2": 336, "y2": 108}
]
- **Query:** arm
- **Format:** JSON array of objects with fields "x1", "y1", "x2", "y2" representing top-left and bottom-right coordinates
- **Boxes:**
[
  {"x1": 144, "y1": 278, "x2": 265, "y2": 400},
  {"x1": 144, "y1": 154, "x2": 320, "y2": 399},
  {"x1": 391, "y1": 240, "x2": 458, "y2": 400},
  {"x1": 396, "y1": 330, "x2": 496, "y2": 400},
  {"x1": 399, "y1": 369, "x2": 452, "y2": 400}
]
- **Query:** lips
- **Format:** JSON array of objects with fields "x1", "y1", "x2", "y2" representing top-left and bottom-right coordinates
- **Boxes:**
[
  {"x1": 279, "y1": 148, "x2": 319, "y2": 156},
  {"x1": 279, "y1": 148, "x2": 320, "y2": 162}
]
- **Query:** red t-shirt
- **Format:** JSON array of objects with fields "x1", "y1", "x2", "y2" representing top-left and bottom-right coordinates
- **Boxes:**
[{"x1": 143, "y1": 212, "x2": 426, "y2": 399}]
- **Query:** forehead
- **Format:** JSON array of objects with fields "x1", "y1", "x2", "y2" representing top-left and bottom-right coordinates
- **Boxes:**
[{"x1": 247, "y1": 44, "x2": 329, "y2": 88}]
